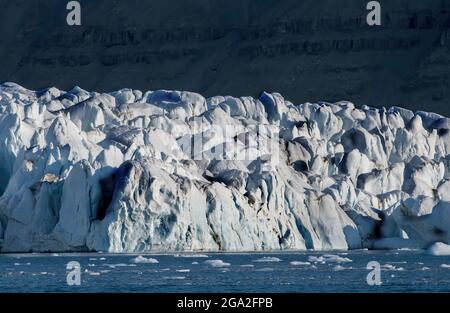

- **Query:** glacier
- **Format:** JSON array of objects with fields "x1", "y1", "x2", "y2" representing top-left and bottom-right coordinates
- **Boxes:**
[{"x1": 1, "y1": 82, "x2": 450, "y2": 252}]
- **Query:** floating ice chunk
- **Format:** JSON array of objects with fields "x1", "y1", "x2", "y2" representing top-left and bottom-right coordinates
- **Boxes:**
[
  {"x1": 308, "y1": 256, "x2": 325, "y2": 264},
  {"x1": 440, "y1": 264, "x2": 450, "y2": 268},
  {"x1": 240, "y1": 264, "x2": 255, "y2": 268},
  {"x1": 14, "y1": 262, "x2": 31, "y2": 266},
  {"x1": 163, "y1": 276, "x2": 186, "y2": 280},
  {"x1": 253, "y1": 257, "x2": 282, "y2": 263},
  {"x1": 105, "y1": 263, "x2": 136, "y2": 268},
  {"x1": 176, "y1": 269, "x2": 190, "y2": 273},
  {"x1": 382, "y1": 264, "x2": 404, "y2": 271},
  {"x1": 130, "y1": 256, "x2": 159, "y2": 264},
  {"x1": 333, "y1": 265, "x2": 350, "y2": 271},
  {"x1": 204, "y1": 260, "x2": 230, "y2": 267},
  {"x1": 308, "y1": 254, "x2": 352, "y2": 263},
  {"x1": 290, "y1": 261, "x2": 311, "y2": 266},
  {"x1": 191, "y1": 262, "x2": 199, "y2": 265},
  {"x1": 174, "y1": 254, "x2": 209, "y2": 258},
  {"x1": 427, "y1": 242, "x2": 450, "y2": 256}
]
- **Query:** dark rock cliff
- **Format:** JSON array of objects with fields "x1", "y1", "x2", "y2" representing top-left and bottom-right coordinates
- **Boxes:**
[{"x1": 0, "y1": 0, "x2": 450, "y2": 114}]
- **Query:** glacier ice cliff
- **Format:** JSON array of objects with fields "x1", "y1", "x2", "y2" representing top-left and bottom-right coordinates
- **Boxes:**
[{"x1": 1, "y1": 82, "x2": 450, "y2": 252}]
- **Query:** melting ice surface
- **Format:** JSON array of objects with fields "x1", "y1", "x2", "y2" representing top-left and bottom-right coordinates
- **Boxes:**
[{"x1": 1, "y1": 250, "x2": 450, "y2": 292}]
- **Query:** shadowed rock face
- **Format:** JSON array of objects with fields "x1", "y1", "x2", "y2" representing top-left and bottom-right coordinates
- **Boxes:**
[{"x1": 1, "y1": 0, "x2": 450, "y2": 114}]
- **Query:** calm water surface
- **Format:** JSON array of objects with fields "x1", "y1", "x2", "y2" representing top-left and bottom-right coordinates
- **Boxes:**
[{"x1": 1, "y1": 250, "x2": 449, "y2": 292}]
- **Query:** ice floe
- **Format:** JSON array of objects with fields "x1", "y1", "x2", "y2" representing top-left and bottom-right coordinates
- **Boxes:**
[
  {"x1": 427, "y1": 242, "x2": 450, "y2": 256},
  {"x1": 289, "y1": 261, "x2": 311, "y2": 266},
  {"x1": 130, "y1": 256, "x2": 159, "y2": 264},
  {"x1": 308, "y1": 254, "x2": 352, "y2": 263},
  {"x1": 204, "y1": 260, "x2": 230, "y2": 267},
  {"x1": 252, "y1": 257, "x2": 282, "y2": 263}
]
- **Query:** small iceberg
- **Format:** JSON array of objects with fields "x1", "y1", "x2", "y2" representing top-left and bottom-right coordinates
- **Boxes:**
[
  {"x1": 252, "y1": 257, "x2": 282, "y2": 263},
  {"x1": 174, "y1": 254, "x2": 209, "y2": 258},
  {"x1": 427, "y1": 242, "x2": 450, "y2": 256},
  {"x1": 308, "y1": 254, "x2": 352, "y2": 263},
  {"x1": 382, "y1": 264, "x2": 404, "y2": 271},
  {"x1": 290, "y1": 261, "x2": 311, "y2": 266},
  {"x1": 204, "y1": 260, "x2": 230, "y2": 267},
  {"x1": 130, "y1": 256, "x2": 159, "y2": 264},
  {"x1": 163, "y1": 276, "x2": 186, "y2": 280}
]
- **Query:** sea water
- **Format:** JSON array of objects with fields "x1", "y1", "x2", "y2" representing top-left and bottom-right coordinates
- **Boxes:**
[{"x1": 0, "y1": 250, "x2": 449, "y2": 292}]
